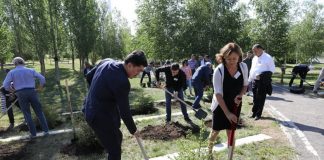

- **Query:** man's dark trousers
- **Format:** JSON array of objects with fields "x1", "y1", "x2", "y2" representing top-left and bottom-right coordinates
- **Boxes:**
[
  {"x1": 192, "y1": 84, "x2": 204, "y2": 109},
  {"x1": 252, "y1": 80, "x2": 266, "y2": 117},
  {"x1": 87, "y1": 113, "x2": 122, "y2": 160}
]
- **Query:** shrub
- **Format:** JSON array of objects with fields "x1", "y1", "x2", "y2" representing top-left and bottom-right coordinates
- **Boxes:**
[{"x1": 130, "y1": 93, "x2": 157, "y2": 115}]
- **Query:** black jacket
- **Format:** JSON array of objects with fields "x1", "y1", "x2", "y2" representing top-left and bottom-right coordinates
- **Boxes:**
[{"x1": 155, "y1": 66, "x2": 187, "y2": 91}]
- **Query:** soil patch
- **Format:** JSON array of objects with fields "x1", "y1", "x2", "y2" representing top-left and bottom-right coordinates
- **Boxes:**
[
  {"x1": 139, "y1": 121, "x2": 199, "y2": 140},
  {"x1": 0, "y1": 141, "x2": 27, "y2": 160},
  {"x1": 60, "y1": 138, "x2": 104, "y2": 156}
]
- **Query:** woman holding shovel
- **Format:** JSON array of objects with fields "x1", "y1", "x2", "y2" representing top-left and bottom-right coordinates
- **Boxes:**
[{"x1": 208, "y1": 43, "x2": 248, "y2": 158}]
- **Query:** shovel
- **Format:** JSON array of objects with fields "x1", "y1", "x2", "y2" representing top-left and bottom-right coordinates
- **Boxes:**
[
  {"x1": 135, "y1": 135, "x2": 149, "y2": 160},
  {"x1": 164, "y1": 88, "x2": 207, "y2": 120},
  {"x1": 228, "y1": 97, "x2": 242, "y2": 160},
  {"x1": 0, "y1": 99, "x2": 18, "y2": 119}
]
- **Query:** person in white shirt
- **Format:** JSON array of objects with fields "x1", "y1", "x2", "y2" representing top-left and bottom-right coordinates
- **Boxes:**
[
  {"x1": 248, "y1": 44, "x2": 275, "y2": 120},
  {"x1": 313, "y1": 68, "x2": 324, "y2": 94}
]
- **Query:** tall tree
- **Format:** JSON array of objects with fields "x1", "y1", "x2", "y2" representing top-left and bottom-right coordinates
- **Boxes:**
[
  {"x1": 251, "y1": 0, "x2": 290, "y2": 65},
  {"x1": 0, "y1": 1, "x2": 13, "y2": 70},
  {"x1": 48, "y1": 0, "x2": 62, "y2": 84},
  {"x1": 63, "y1": 0, "x2": 99, "y2": 71},
  {"x1": 20, "y1": 0, "x2": 50, "y2": 75},
  {"x1": 288, "y1": 3, "x2": 324, "y2": 63}
]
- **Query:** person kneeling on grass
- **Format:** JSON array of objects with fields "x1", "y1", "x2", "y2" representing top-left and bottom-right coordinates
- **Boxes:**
[
  {"x1": 83, "y1": 51, "x2": 147, "y2": 160},
  {"x1": 208, "y1": 43, "x2": 248, "y2": 155},
  {"x1": 155, "y1": 63, "x2": 191, "y2": 123}
]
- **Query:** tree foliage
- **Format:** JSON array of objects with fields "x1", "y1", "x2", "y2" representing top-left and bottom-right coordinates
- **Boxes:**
[
  {"x1": 251, "y1": 0, "x2": 290, "y2": 65},
  {"x1": 288, "y1": 3, "x2": 324, "y2": 63}
]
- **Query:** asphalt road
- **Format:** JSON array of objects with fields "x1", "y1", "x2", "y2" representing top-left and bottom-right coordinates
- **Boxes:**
[{"x1": 265, "y1": 85, "x2": 323, "y2": 160}]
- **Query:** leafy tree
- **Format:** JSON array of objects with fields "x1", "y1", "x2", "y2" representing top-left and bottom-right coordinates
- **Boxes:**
[
  {"x1": 288, "y1": 3, "x2": 324, "y2": 63},
  {"x1": 63, "y1": 0, "x2": 99, "y2": 71},
  {"x1": 0, "y1": 4, "x2": 13, "y2": 70},
  {"x1": 251, "y1": 0, "x2": 290, "y2": 65},
  {"x1": 20, "y1": 0, "x2": 50, "y2": 75}
]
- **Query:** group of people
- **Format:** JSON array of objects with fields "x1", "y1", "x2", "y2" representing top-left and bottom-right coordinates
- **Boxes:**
[
  {"x1": 81, "y1": 43, "x2": 277, "y2": 159},
  {"x1": 1, "y1": 57, "x2": 49, "y2": 139},
  {"x1": 1, "y1": 43, "x2": 323, "y2": 160}
]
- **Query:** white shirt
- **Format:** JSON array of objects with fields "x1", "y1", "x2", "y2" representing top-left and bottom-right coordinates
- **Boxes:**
[
  {"x1": 210, "y1": 62, "x2": 249, "y2": 112},
  {"x1": 248, "y1": 52, "x2": 275, "y2": 82}
]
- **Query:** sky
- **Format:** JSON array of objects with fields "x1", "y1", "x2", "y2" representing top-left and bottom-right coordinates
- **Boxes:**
[{"x1": 109, "y1": 0, "x2": 324, "y2": 35}]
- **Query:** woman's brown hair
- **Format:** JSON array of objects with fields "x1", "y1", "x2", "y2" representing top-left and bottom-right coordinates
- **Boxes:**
[{"x1": 216, "y1": 42, "x2": 243, "y2": 64}]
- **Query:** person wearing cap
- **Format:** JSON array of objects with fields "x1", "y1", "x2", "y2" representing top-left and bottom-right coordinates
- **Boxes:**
[
  {"x1": 289, "y1": 64, "x2": 311, "y2": 88},
  {"x1": 2, "y1": 57, "x2": 49, "y2": 138},
  {"x1": 83, "y1": 51, "x2": 148, "y2": 160},
  {"x1": 191, "y1": 62, "x2": 213, "y2": 109},
  {"x1": 248, "y1": 44, "x2": 275, "y2": 120},
  {"x1": 155, "y1": 63, "x2": 191, "y2": 123}
]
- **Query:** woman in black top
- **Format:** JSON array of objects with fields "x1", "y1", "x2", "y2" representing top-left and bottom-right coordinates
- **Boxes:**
[{"x1": 208, "y1": 43, "x2": 248, "y2": 155}]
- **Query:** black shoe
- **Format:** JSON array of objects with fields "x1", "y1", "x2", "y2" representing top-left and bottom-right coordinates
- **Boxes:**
[
  {"x1": 249, "y1": 115, "x2": 256, "y2": 118},
  {"x1": 7, "y1": 123, "x2": 14, "y2": 130},
  {"x1": 184, "y1": 117, "x2": 191, "y2": 122},
  {"x1": 254, "y1": 116, "x2": 261, "y2": 121}
]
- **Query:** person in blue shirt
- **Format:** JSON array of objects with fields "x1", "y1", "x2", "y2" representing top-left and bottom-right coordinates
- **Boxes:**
[
  {"x1": 191, "y1": 62, "x2": 213, "y2": 109},
  {"x1": 3, "y1": 57, "x2": 49, "y2": 138},
  {"x1": 83, "y1": 51, "x2": 148, "y2": 160}
]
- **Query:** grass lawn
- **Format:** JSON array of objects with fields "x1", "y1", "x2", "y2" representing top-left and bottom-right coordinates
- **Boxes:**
[{"x1": 0, "y1": 59, "x2": 296, "y2": 160}]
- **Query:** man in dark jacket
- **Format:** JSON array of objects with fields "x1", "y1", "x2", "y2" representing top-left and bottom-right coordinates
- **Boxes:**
[
  {"x1": 289, "y1": 64, "x2": 310, "y2": 88},
  {"x1": 155, "y1": 63, "x2": 190, "y2": 123},
  {"x1": 83, "y1": 51, "x2": 147, "y2": 160},
  {"x1": 191, "y1": 62, "x2": 212, "y2": 109}
]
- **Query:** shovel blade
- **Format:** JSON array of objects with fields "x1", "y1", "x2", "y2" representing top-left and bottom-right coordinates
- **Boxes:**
[{"x1": 194, "y1": 108, "x2": 208, "y2": 120}]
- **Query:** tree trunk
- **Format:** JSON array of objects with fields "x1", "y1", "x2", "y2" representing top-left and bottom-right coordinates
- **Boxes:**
[
  {"x1": 0, "y1": 61, "x2": 4, "y2": 71},
  {"x1": 39, "y1": 56, "x2": 46, "y2": 76},
  {"x1": 48, "y1": 0, "x2": 60, "y2": 85},
  {"x1": 70, "y1": 39, "x2": 75, "y2": 71}
]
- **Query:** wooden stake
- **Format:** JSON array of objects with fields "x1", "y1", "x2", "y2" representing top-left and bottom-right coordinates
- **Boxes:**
[{"x1": 65, "y1": 80, "x2": 76, "y2": 138}]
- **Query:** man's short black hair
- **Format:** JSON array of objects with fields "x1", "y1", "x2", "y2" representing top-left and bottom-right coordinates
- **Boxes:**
[
  {"x1": 252, "y1": 44, "x2": 264, "y2": 50},
  {"x1": 171, "y1": 63, "x2": 180, "y2": 70},
  {"x1": 124, "y1": 50, "x2": 148, "y2": 67}
]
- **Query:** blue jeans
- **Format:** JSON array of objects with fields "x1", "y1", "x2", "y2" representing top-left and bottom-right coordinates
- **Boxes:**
[
  {"x1": 165, "y1": 88, "x2": 189, "y2": 121},
  {"x1": 193, "y1": 85, "x2": 204, "y2": 109},
  {"x1": 185, "y1": 79, "x2": 193, "y2": 95},
  {"x1": 15, "y1": 89, "x2": 49, "y2": 136}
]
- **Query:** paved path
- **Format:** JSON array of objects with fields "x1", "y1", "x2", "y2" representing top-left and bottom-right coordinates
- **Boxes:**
[{"x1": 265, "y1": 85, "x2": 323, "y2": 160}]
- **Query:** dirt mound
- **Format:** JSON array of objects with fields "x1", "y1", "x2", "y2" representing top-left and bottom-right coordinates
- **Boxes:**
[
  {"x1": 60, "y1": 138, "x2": 104, "y2": 156},
  {"x1": 139, "y1": 121, "x2": 199, "y2": 140},
  {"x1": 0, "y1": 141, "x2": 27, "y2": 160}
]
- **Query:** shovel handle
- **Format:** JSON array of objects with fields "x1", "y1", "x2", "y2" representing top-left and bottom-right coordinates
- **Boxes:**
[
  {"x1": 0, "y1": 99, "x2": 18, "y2": 119},
  {"x1": 135, "y1": 136, "x2": 149, "y2": 160},
  {"x1": 163, "y1": 88, "x2": 194, "y2": 110}
]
